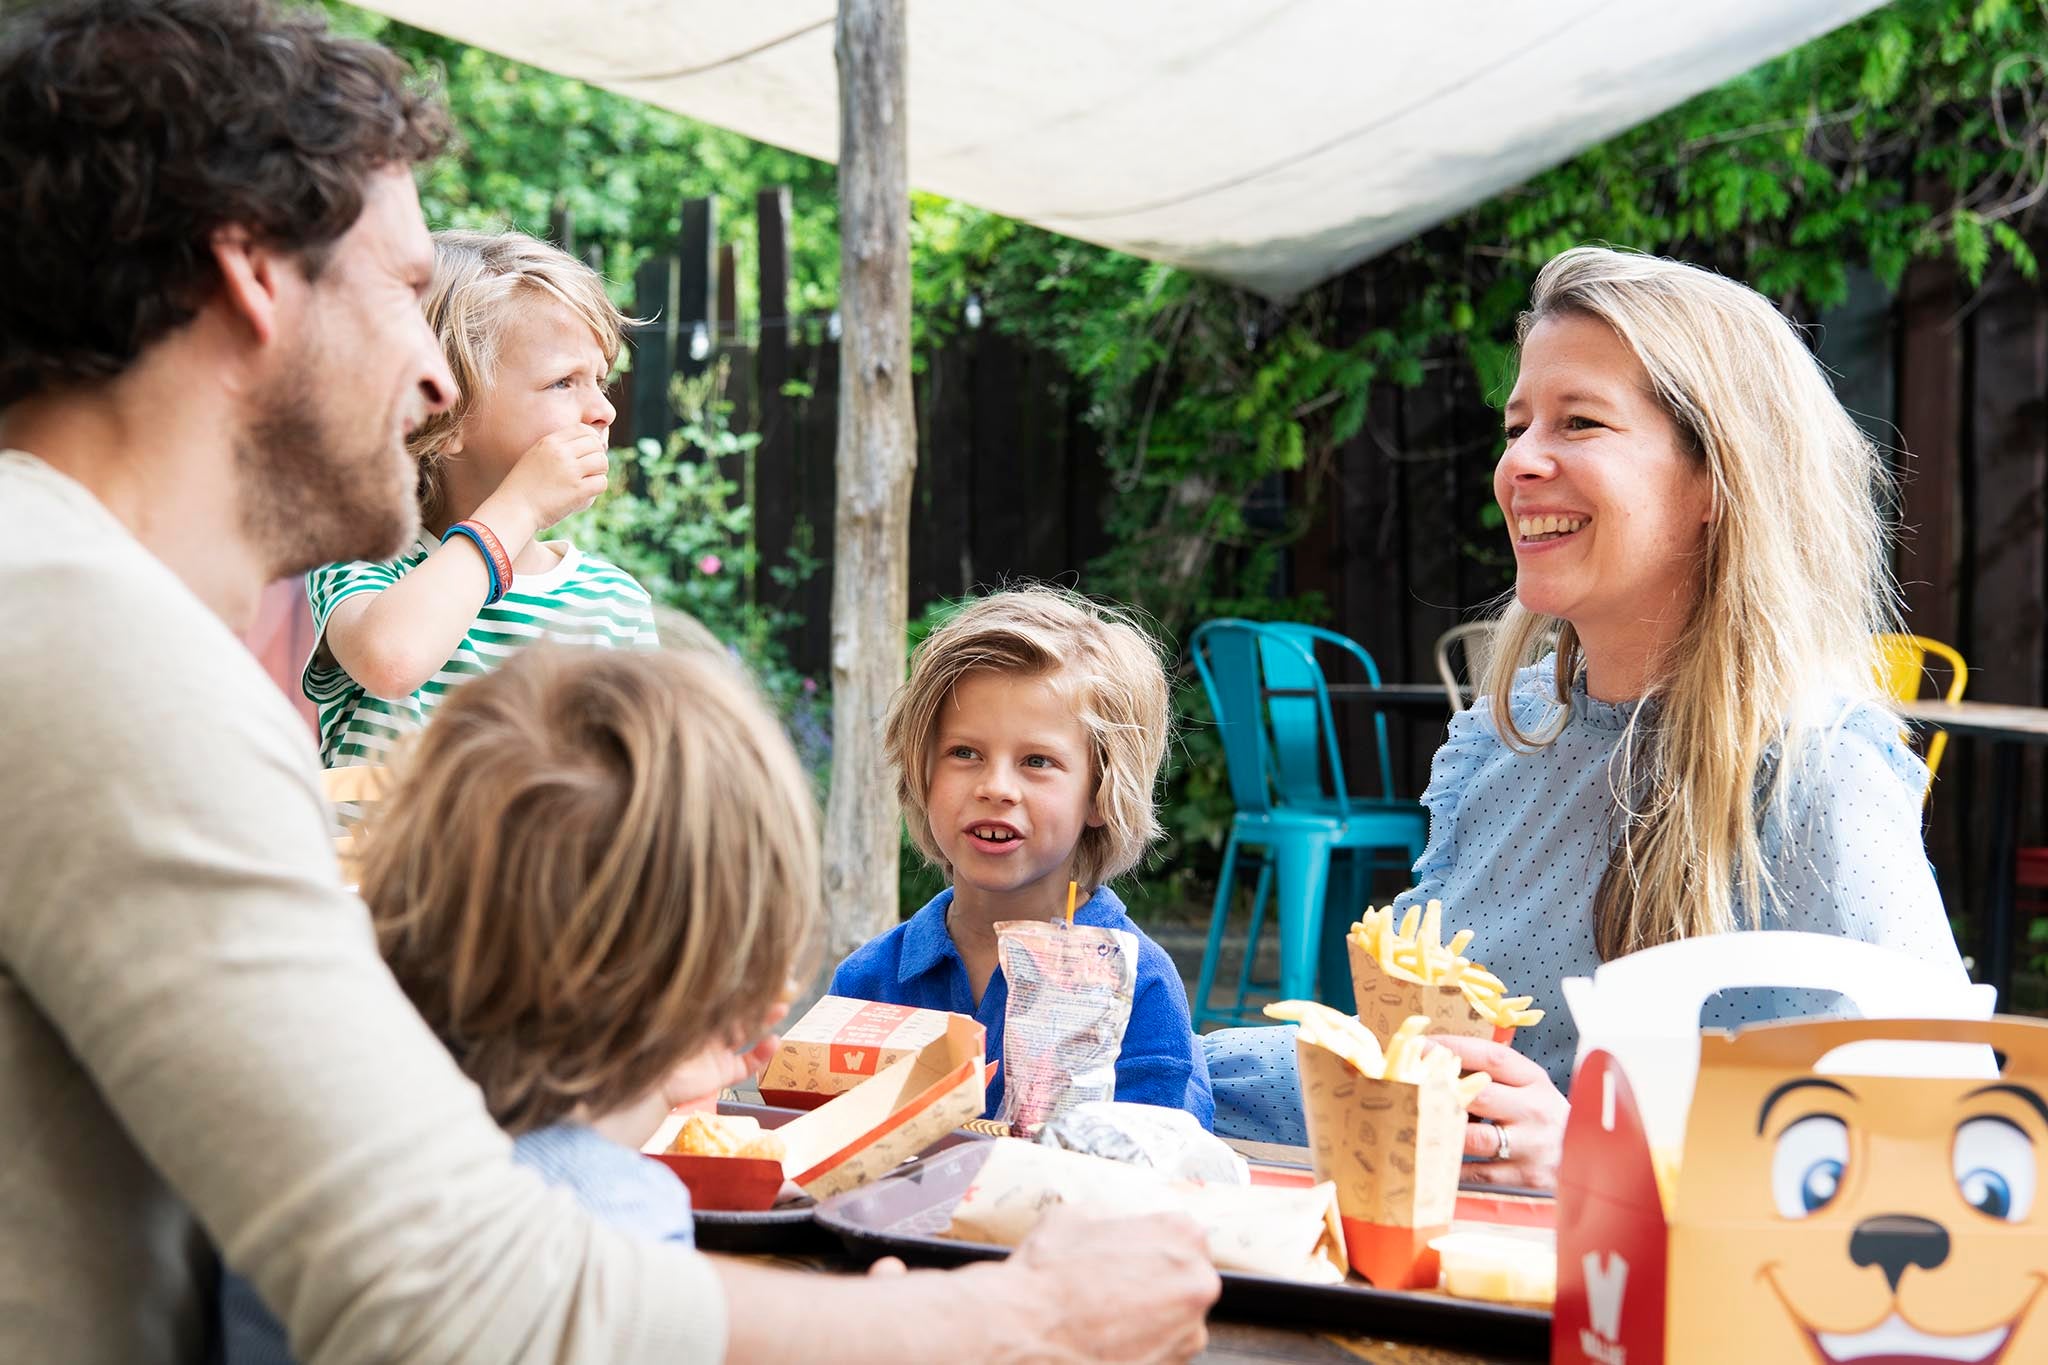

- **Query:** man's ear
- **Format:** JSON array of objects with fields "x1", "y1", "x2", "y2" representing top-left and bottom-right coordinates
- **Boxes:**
[{"x1": 209, "y1": 226, "x2": 288, "y2": 347}]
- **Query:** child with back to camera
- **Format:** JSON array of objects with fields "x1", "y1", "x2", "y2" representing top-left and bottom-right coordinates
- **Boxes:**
[{"x1": 223, "y1": 645, "x2": 816, "y2": 1364}]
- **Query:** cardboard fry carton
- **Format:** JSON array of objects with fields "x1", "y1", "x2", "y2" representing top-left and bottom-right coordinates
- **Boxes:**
[
  {"x1": 1295, "y1": 1034, "x2": 1465, "y2": 1288},
  {"x1": 647, "y1": 1013, "x2": 987, "y2": 1207},
  {"x1": 1552, "y1": 932, "x2": 2030, "y2": 1365},
  {"x1": 1347, "y1": 936, "x2": 1513, "y2": 1046},
  {"x1": 759, "y1": 996, "x2": 964, "y2": 1110}
]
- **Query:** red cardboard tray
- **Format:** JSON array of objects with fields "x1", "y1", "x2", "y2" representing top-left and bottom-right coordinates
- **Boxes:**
[
  {"x1": 813, "y1": 1141, "x2": 1550, "y2": 1359},
  {"x1": 649, "y1": 1102, "x2": 997, "y2": 1255}
]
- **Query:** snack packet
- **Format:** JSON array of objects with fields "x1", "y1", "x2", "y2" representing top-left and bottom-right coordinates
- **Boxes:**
[
  {"x1": 1038, "y1": 1100, "x2": 1248, "y2": 1185},
  {"x1": 993, "y1": 919, "x2": 1137, "y2": 1138}
]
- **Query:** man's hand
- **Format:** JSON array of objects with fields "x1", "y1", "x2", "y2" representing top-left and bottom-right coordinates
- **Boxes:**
[{"x1": 1000, "y1": 1207, "x2": 1219, "y2": 1362}]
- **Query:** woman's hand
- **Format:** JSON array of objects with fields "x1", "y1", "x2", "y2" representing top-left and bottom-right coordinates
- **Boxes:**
[{"x1": 1424, "y1": 1033, "x2": 1570, "y2": 1191}]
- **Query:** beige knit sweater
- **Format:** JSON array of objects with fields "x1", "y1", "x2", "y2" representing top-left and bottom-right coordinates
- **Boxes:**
[{"x1": 0, "y1": 452, "x2": 726, "y2": 1363}]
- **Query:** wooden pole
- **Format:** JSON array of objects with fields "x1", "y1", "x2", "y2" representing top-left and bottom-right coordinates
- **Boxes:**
[{"x1": 823, "y1": 0, "x2": 915, "y2": 959}]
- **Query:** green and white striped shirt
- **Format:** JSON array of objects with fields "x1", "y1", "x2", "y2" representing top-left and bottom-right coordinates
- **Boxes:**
[{"x1": 303, "y1": 534, "x2": 659, "y2": 768}]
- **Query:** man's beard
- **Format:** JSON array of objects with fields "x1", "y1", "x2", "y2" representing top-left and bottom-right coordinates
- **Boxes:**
[{"x1": 234, "y1": 366, "x2": 419, "y2": 578}]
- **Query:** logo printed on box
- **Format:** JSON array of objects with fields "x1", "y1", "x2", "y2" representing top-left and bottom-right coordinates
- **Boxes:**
[
  {"x1": 1581, "y1": 1251, "x2": 1629, "y2": 1363},
  {"x1": 828, "y1": 1002, "x2": 918, "y2": 1075}
]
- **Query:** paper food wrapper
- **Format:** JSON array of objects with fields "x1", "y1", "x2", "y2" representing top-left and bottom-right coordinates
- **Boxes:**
[
  {"x1": 993, "y1": 920, "x2": 1137, "y2": 1138},
  {"x1": 948, "y1": 1139, "x2": 1348, "y2": 1284},
  {"x1": 1296, "y1": 1034, "x2": 1465, "y2": 1288},
  {"x1": 648, "y1": 1014, "x2": 986, "y2": 1207},
  {"x1": 759, "y1": 996, "x2": 963, "y2": 1110},
  {"x1": 1348, "y1": 935, "x2": 1512, "y2": 1045}
]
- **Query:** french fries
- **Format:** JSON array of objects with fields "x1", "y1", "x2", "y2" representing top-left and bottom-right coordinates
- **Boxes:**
[
  {"x1": 1264, "y1": 1001, "x2": 1490, "y2": 1109},
  {"x1": 1349, "y1": 900, "x2": 1544, "y2": 1030}
]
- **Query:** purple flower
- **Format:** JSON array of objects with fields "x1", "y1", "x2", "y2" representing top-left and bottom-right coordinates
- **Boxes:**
[
  {"x1": 802, "y1": 676, "x2": 818, "y2": 695},
  {"x1": 697, "y1": 553, "x2": 723, "y2": 575}
]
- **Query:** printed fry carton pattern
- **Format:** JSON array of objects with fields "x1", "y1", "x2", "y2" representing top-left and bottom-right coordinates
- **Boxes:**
[
  {"x1": 1347, "y1": 936, "x2": 1511, "y2": 1046},
  {"x1": 1295, "y1": 1034, "x2": 1465, "y2": 1288}
]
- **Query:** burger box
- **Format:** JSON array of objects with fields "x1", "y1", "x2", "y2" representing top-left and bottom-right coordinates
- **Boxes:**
[
  {"x1": 759, "y1": 996, "x2": 970, "y2": 1110},
  {"x1": 647, "y1": 1013, "x2": 987, "y2": 1210},
  {"x1": 1551, "y1": 932, "x2": 2028, "y2": 1365},
  {"x1": 1347, "y1": 935, "x2": 1516, "y2": 1047}
]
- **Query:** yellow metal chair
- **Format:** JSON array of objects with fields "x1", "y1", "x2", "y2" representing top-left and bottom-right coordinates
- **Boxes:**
[{"x1": 1874, "y1": 634, "x2": 1968, "y2": 792}]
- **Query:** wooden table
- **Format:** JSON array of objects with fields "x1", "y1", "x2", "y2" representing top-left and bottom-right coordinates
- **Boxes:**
[
  {"x1": 719, "y1": 1248, "x2": 1538, "y2": 1364},
  {"x1": 1897, "y1": 699, "x2": 2048, "y2": 1003}
]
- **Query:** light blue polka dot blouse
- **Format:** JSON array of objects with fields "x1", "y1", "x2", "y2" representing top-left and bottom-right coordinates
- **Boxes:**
[{"x1": 1206, "y1": 658, "x2": 1968, "y2": 1146}]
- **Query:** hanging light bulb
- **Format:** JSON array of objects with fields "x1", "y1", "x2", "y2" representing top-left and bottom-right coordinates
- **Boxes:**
[
  {"x1": 964, "y1": 291, "x2": 983, "y2": 330},
  {"x1": 688, "y1": 320, "x2": 711, "y2": 361}
]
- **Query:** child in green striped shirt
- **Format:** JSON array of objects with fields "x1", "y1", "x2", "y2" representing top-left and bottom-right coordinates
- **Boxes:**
[{"x1": 304, "y1": 231, "x2": 659, "y2": 768}]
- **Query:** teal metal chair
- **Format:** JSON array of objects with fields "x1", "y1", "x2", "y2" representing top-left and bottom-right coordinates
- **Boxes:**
[{"x1": 1188, "y1": 620, "x2": 1429, "y2": 1028}]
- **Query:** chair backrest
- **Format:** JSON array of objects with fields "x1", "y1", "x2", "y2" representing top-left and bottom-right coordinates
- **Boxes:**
[
  {"x1": 1874, "y1": 633, "x2": 1968, "y2": 706},
  {"x1": 1434, "y1": 621, "x2": 1494, "y2": 713},
  {"x1": 1258, "y1": 622, "x2": 1395, "y2": 809},
  {"x1": 1190, "y1": 620, "x2": 1280, "y2": 816},
  {"x1": 1872, "y1": 633, "x2": 1968, "y2": 787}
]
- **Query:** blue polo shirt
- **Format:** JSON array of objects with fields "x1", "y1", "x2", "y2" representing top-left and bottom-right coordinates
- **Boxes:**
[{"x1": 829, "y1": 886, "x2": 1213, "y2": 1129}]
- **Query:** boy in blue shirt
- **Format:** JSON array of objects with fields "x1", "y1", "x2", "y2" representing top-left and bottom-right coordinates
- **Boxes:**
[{"x1": 832, "y1": 588, "x2": 1212, "y2": 1128}]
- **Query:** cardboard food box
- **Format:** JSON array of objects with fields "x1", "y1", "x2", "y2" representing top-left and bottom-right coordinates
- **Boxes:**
[
  {"x1": 1347, "y1": 936, "x2": 1514, "y2": 1046},
  {"x1": 759, "y1": 996, "x2": 965, "y2": 1110},
  {"x1": 1295, "y1": 1034, "x2": 1466, "y2": 1289},
  {"x1": 1552, "y1": 932, "x2": 2032, "y2": 1365},
  {"x1": 647, "y1": 1013, "x2": 987, "y2": 1208}
]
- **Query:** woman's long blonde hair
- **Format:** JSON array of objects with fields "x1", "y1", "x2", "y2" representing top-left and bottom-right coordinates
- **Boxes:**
[{"x1": 1482, "y1": 246, "x2": 1902, "y2": 960}]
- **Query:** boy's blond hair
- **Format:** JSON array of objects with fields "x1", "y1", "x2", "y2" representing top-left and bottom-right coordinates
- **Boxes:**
[
  {"x1": 409, "y1": 229, "x2": 629, "y2": 528},
  {"x1": 885, "y1": 587, "x2": 1170, "y2": 891},
  {"x1": 357, "y1": 646, "x2": 821, "y2": 1134}
]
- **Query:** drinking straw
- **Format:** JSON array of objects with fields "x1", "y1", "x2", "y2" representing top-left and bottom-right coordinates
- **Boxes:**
[{"x1": 1065, "y1": 879, "x2": 1078, "y2": 926}]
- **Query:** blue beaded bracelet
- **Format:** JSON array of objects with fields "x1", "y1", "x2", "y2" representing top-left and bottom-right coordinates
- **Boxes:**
[{"x1": 442, "y1": 522, "x2": 505, "y2": 606}]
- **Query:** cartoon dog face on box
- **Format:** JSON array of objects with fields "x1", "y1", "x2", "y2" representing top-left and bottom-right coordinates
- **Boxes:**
[{"x1": 1670, "y1": 1019, "x2": 2048, "y2": 1365}]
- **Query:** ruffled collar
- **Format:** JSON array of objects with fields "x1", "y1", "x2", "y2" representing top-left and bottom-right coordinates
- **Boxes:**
[{"x1": 1564, "y1": 666, "x2": 1658, "y2": 733}]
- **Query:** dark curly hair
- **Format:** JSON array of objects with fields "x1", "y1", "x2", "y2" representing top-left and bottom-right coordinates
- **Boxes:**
[{"x1": 0, "y1": 0, "x2": 452, "y2": 406}]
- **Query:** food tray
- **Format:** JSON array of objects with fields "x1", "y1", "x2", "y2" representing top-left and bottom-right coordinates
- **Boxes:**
[
  {"x1": 669, "y1": 1102, "x2": 996, "y2": 1255},
  {"x1": 813, "y1": 1141, "x2": 1550, "y2": 1360}
]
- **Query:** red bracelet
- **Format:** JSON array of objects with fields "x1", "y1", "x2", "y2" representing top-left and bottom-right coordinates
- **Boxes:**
[{"x1": 445, "y1": 519, "x2": 514, "y2": 606}]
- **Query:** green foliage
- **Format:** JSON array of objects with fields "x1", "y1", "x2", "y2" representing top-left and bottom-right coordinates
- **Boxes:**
[
  {"x1": 322, "y1": 1, "x2": 842, "y2": 317},
  {"x1": 555, "y1": 364, "x2": 830, "y2": 774}
]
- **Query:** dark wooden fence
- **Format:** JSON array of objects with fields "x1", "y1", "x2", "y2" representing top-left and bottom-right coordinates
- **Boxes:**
[
  {"x1": 595, "y1": 192, "x2": 1107, "y2": 678},
  {"x1": 603, "y1": 192, "x2": 2047, "y2": 978}
]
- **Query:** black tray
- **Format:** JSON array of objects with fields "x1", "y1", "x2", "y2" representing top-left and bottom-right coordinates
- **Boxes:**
[
  {"x1": 814, "y1": 1142, "x2": 1549, "y2": 1361},
  {"x1": 682, "y1": 1101, "x2": 997, "y2": 1256}
]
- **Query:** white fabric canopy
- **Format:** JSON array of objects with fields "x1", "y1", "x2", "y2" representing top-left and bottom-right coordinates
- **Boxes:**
[{"x1": 362, "y1": 0, "x2": 1885, "y2": 298}]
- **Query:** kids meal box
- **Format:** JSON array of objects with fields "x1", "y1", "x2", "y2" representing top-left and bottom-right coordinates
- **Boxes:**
[{"x1": 1551, "y1": 932, "x2": 2048, "y2": 1365}]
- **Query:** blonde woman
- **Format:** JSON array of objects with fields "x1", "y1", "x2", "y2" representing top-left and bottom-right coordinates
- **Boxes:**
[
  {"x1": 304, "y1": 229, "x2": 655, "y2": 769},
  {"x1": 1206, "y1": 246, "x2": 1964, "y2": 1188}
]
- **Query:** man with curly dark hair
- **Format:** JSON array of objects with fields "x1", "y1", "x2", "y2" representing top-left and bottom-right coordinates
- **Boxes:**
[{"x1": 0, "y1": 4, "x2": 1220, "y2": 1365}]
